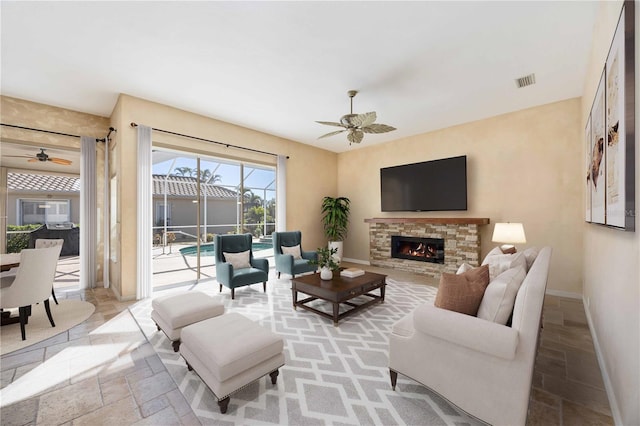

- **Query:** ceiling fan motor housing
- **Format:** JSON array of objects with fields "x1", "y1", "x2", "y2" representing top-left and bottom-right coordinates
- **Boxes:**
[{"x1": 340, "y1": 114, "x2": 359, "y2": 127}]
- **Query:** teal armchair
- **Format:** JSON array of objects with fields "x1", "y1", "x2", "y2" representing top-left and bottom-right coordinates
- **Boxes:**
[
  {"x1": 214, "y1": 234, "x2": 269, "y2": 299},
  {"x1": 272, "y1": 231, "x2": 318, "y2": 279}
]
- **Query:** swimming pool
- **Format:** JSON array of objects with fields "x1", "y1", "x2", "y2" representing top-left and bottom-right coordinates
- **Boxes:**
[{"x1": 179, "y1": 242, "x2": 273, "y2": 257}]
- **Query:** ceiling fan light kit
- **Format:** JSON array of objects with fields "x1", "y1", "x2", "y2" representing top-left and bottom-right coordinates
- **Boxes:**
[{"x1": 317, "y1": 90, "x2": 396, "y2": 145}]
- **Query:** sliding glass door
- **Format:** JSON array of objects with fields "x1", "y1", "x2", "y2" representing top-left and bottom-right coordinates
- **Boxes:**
[{"x1": 151, "y1": 149, "x2": 276, "y2": 289}]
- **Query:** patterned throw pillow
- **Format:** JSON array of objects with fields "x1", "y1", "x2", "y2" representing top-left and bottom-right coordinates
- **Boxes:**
[
  {"x1": 281, "y1": 244, "x2": 302, "y2": 260},
  {"x1": 435, "y1": 265, "x2": 490, "y2": 316},
  {"x1": 223, "y1": 250, "x2": 251, "y2": 269}
]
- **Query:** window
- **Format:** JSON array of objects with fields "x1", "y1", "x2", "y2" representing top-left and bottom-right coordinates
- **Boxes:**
[{"x1": 20, "y1": 199, "x2": 71, "y2": 225}]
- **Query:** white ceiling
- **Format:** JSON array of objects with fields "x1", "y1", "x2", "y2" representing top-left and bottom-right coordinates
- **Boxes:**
[{"x1": 1, "y1": 1, "x2": 598, "y2": 154}]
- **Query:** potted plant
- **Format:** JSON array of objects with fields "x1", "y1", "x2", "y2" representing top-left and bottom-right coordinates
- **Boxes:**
[
  {"x1": 321, "y1": 196, "x2": 350, "y2": 261},
  {"x1": 310, "y1": 247, "x2": 340, "y2": 280}
]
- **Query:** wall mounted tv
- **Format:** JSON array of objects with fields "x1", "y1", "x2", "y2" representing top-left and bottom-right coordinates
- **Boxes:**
[{"x1": 380, "y1": 155, "x2": 467, "y2": 212}]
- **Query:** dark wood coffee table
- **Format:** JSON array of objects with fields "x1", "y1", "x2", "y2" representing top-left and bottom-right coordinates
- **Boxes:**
[{"x1": 291, "y1": 271, "x2": 386, "y2": 326}]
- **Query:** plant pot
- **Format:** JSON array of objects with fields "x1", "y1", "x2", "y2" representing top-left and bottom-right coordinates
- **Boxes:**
[
  {"x1": 320, "y1": 266, "x2": 333, "y2": 280},
  {"x1": 328, "y1": 241, "x2": 343, "y2": 264}
]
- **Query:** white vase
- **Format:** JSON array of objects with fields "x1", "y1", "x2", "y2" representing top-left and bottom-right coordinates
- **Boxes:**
[{"x1": 320, "y1": 266, "x2": 333, "y2": 280}]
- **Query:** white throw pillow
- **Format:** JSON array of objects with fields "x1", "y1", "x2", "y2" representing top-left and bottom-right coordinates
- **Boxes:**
[
  {"x1": 477, "y1": 265, "x2": 527, "y2": 324},
  {"x1": 522, "y1": 246, "x2": 540, "y2": 272},
  {"x1": 482, "y1": 246, "x2": 503, "y2": 264},
  {"x1": 223, "y1": 250, "x2": 251, "y2": 269},
  {"x1": 281, "y1": 244, "x2": 302, "y2": 260},
  {"x1": 456, "y1": 263, "x2": 474, "y2": 274},
  {"x1": 481, "y1": 250, "x2": 527, "y2": 281}
]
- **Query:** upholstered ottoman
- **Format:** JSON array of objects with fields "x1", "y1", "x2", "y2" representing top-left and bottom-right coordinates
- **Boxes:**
[
  {"x1": 180, "y1": 312, "x2": 285, "y2": 414},
  {"x1": 151, "y1": 291, "x2": 224, "y2": 352}
]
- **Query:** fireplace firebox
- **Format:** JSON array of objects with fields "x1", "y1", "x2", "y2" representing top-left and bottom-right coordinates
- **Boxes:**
[{"x1": 391, "y1": 235, "x2": 445, "y2": 264}]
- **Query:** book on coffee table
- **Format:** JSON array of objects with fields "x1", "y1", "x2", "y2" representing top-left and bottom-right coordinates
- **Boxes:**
[{"x1": 340, "y1": 268, "x2": 365, "y2": 278}]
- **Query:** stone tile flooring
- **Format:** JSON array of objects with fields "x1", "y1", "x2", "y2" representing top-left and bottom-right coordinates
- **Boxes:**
[
  {"x1": 0, "y1": 288, "x2": 200, "y2": 425},
  {"x1": 1, "y1": 266, "x2": 614, "y2": 425},
  {"x1": 528, "y1": 295, "x2": 614, "y2": 425}
]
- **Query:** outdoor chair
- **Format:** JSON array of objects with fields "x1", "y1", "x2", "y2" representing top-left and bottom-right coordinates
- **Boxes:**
[
  {"x1": 272, "y1": 231, "x2": 318, "y2": 279},
  {"x1": 214, "y1": 234, "x2": 269, "y2": 299}
]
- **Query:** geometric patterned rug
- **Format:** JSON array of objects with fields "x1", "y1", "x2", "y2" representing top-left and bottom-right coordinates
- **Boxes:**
[{"x1": 129, "y1": 277, "x2": 483, "y2": 425}]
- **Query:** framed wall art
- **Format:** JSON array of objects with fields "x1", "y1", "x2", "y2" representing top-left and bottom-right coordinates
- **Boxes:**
[
  {"x1": 590, "y1": 71, "x2": 606, "y2": 225},
  {"x1": 585, "y1": 1, "x2": 635, "y2": 231}
]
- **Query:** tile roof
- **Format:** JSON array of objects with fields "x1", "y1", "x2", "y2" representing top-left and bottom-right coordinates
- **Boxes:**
[
  {"x1": 152, "y1": 175, "x2": 238, "y2": 198},
  {"x1": 7, "y1": 173, "x2": 238, "y2": 199},
  {"x1": 8, "y1": 172, "x2": 80, "y2": 192}
]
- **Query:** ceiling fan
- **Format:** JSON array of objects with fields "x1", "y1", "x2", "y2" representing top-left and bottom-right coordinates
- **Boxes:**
[
  {"x1": 316, "y1": 90, "x2": 396, "y2": 144},
  {"x1": 5, "y1": 148, "x2": 73, "y2": 166}
]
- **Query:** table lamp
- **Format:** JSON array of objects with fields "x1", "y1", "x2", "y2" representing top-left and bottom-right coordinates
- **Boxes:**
[{"x1": 492, "y1": 223, "x2": 526, "y2": 254}]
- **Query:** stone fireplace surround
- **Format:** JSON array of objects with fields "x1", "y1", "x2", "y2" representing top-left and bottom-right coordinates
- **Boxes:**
[{"x1": 365, "y1": 217, "x2": 490, "y2": 279}]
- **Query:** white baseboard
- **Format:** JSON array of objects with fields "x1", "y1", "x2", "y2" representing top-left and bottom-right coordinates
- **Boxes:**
[
  {"x1": 342, "y1": 257, "x2": 370, "y2": 265},
  {"x1": 544, "y1": 289, "x2": 582, "y2": 299},
  {"x1": 582, "y1": 296, "x2": 623, "y2": 425}
]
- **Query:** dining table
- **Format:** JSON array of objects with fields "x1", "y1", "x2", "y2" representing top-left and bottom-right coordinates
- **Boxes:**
[
  {"x1": 0, "y1": 252, "x2": 24, "y2": 326},
  {"x1": 1, "y1": 253, "x2": 21, "y2": 272}
]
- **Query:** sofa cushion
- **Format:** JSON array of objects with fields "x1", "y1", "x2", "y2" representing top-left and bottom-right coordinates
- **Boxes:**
[
  {"x1": 435, "y1": 265, "x2": 490, "y2": 316},
  {"x1": 477, "y1": 266, "x2": 527, "y2": 324},
  {"x1": 281, "y1": 244, "x2": 302, "y2": 259},
  {"x1": 482, "y1": 249, "x2": 527, "y2": 281},
  {"x1": 223, "y1": 250, "x2": 251, "y2": 269},
  {"x1": 456, "y1": 263, "x2": 473, "y2": 274},
  {"x1": 522, "y1": 246, "x2": 540, "y2": 271}
]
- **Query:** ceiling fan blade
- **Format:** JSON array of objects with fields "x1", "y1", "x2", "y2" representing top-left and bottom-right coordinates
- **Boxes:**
[
  {"x1": 347, "y1": 129, "x2": 364, "y2": 144},
  {"x1": 350, "y1": 112, "x2": 377, "y2": 128},
  {"x1": 50, "y1": 157, "x2": 72, "y2": 165},
  {"x1": 27, "y1": 158, "x2": 39, "y2": 163},
  {"x1": 318, "y1": 130, "x2": 346, "y2": 139},
  {"x1": 316, "y1": 121, "x2": 345, "y2": 128},
  {"x1": 362, "y1": 123, "x2": 397, "y2": 134}
]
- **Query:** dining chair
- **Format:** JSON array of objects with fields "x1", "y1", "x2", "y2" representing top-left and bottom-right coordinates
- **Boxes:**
[
  {"x1": 0, "y1": 245, "x2": 62, "y2": 340},
  {"x1": 35, "y1": 238, "x2": 64, "y2": 304}
]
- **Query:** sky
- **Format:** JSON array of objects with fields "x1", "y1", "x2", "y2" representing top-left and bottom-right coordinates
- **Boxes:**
[{"x1": 152, "y1": 153, "x2": 276, "y2": 192}]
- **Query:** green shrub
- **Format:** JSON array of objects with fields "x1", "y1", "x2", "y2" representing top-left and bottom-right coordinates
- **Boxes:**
[{"x1": 7, "y1": 224, "x2": 42, "y2": 253}]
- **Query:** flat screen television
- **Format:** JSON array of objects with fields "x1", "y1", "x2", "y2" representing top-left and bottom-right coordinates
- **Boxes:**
[{"x1": 380, "y1": 155, "x2": 467, "y2": 212}]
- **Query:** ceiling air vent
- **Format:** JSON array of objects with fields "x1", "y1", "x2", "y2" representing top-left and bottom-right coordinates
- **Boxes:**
[{"x1": 515, "y1": 73, "x2": 536, "y2": 88}]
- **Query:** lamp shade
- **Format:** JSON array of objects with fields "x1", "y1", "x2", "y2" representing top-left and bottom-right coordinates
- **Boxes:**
[{"x1": 492, "y1": 223, "x2": 526, "y2": 244}]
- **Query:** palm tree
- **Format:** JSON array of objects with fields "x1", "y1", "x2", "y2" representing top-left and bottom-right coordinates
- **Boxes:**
[{"x1": 175, "y1": 166, "x2": 194, "y2": 177}]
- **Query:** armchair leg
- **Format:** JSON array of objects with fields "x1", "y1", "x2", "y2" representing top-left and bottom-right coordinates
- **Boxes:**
[
  {"x1": 263, "y1": 282, "x2": 266, "y2": 292},
  {"x1": 231, "y1": 288, "x2": 235, "y2": 300},
  {"x1": 51, "y1": 287, "x2": 59, "y2": 305},
  {"x1": 219, "y1": 284, "x2": 222, "y2": 293},
  {"x1": 277, "y1": 272, "x2": 281, "y2": 279},
  {"x1": 44, "y1": 300, "x2": 55, "y2": 328},
  {"x1": 18, "y1": 306, "x2": 28, "y2": 341},
  {"x1": 390, "y1": 369, "x2": 398, "y2": 390}
]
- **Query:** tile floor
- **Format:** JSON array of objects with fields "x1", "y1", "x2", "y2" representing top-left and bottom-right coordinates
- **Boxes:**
[{"x1": 2, "y1": 265, "x2": 614, "y2": 425}]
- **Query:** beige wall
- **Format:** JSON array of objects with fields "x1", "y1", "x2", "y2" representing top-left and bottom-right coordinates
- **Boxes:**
[
  {"x1": 581, "y1": 1, "x2": 639, "y2": 424},
  {"x1": 110, "y1": 94, "x2": 336, "y2": 299},
  {"x1": 7, "y1": 192, "x2": 80, "y2": 225},
  {"x1": 338, "y1": 98, "x2": 583, "y2": 294},
  {"x1": 0, "y1": 96, "x2": 109, "y2": 285}
]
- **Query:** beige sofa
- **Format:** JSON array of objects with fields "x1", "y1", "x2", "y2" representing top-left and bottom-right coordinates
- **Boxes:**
[{"x1": 388, "y1": 246, "x2": 552, "y2": 425}]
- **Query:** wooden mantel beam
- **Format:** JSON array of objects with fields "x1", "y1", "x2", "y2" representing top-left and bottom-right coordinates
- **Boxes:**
[{"x1": 364, "y1": 217, "x2": 490, "y2": 225}]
